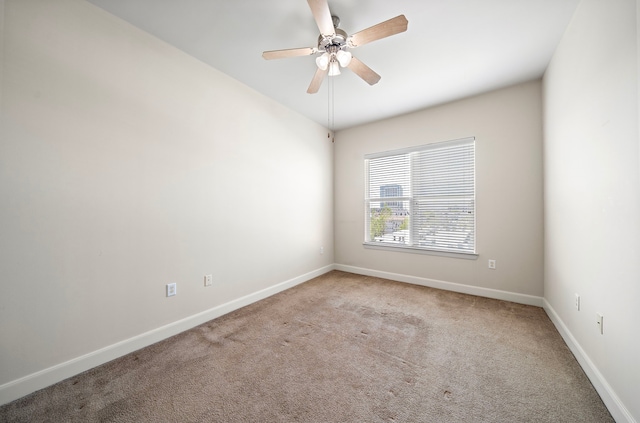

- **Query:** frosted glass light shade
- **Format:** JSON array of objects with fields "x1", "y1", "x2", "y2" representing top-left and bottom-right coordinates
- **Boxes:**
[
  {"x1": 315, "y1": 53, "x2": 330, "y2": 70},
  {"x1": 336, "y1": 50, "x2": 352, "y2": 67},
  {"x1": 328, "y1": 61, "x2": 341, "y2": 76}
]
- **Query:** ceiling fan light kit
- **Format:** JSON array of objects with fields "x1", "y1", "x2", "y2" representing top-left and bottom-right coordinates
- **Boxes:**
[{"x1": 262, "y1": 0, "x2": 408, "y2": 94}]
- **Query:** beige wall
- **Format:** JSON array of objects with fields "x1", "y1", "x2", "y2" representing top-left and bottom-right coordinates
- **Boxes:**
[
  {"x1": 334, "y1": 81, "x2": 544, "y2": 299},
  {"x1": 0, "y1": 0, "x2": 333, "y2": 400},
  {"x1": 3, "y1": 0, "x2": 637, "y2": 419},
  {"x1": 543, "y1": 0, "x2": 640, "y2": 421}
]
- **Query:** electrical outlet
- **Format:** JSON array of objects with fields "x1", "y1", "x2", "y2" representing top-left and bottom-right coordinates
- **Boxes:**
[
  {"x1": 204, "y1": 274, "x2": 212, "y2": 287},
  {"x1": 575, "y1": 294, "x2": 580, "y2": 311},
  {"x1": 488, "y1": 259, "x2": 496, "y2": 270},
  {"x1": 166, "y1": 283, "x2": 177, "y2": 297},
  {"x1": 320, "y1": 246, "x2": 324, "y2": 255},
  {"x1": 596, "y1": 313, "x2": 604, "y2": 334}
]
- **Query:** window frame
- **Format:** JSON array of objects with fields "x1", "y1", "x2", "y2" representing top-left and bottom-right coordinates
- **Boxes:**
[{"x1": 363, "y1": 137, "x2": 478, "y2": 259}]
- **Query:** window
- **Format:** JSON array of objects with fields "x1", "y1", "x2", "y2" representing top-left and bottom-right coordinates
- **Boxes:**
[{"x1": 364, "y1": 137, "x2": 476, "y2": 256}]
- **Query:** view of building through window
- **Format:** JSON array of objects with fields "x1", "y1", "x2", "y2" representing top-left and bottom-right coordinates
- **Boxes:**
[{"x1": 370, "y1": 186, "x2": 410, "y2": 242}]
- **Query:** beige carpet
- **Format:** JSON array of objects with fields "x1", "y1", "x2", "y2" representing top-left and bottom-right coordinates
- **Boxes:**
[{"x1": 1, "y1": 271, "x2": 613, "y2": 422}]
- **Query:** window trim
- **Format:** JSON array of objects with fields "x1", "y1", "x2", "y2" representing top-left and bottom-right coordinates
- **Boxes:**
[
  {"x1": 364, "y1": 137, "x2": 477, "y2": 257},
  {"x1": 362, "y1": 241, "x2": 478, "y2": 259}
]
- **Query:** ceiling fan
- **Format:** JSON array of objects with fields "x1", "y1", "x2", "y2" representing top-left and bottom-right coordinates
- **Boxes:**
[{"x1": 262, "y1": 0, "x2": 408, "y2": 94}]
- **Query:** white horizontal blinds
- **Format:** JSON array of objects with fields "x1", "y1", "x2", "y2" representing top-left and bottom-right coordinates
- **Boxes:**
[
  {"x1": 412, "y1": 140, "x2": 475, "y2": 253},
  {"x1": 365, "y1": 154, "x2": 411, "y2": 245},
  {"x1": 364, "y1": 137, "x2": 475, "y2": 254},
  {"x1": 367, "y1": 154, "x2": 410, "y2": 200}
]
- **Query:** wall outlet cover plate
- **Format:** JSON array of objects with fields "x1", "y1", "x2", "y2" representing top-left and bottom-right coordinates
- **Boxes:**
[{"x1": 167, "y1": 283, "x2": 177, "y2": 297}]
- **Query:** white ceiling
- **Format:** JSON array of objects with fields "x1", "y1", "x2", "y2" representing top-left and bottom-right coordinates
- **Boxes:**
[{"x1": 86, "y1": 0, "x2": 580, "y2": 131}]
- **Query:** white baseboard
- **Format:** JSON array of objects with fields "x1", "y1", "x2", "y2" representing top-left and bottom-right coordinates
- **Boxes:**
[
  {"x1": 0, "y1": 264, "x2": 335, "y2": 406},
  {"x1": 335, "y1": 264, "x2": 544, "y2": 307},
  {"x1": 543, "y1": 300, "x2": 636, "y2": 423}
]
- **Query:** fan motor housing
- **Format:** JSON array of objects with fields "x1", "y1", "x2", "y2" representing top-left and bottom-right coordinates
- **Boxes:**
[{"x1": 317, "y1": 28, "x2": 348, "y2": 52}]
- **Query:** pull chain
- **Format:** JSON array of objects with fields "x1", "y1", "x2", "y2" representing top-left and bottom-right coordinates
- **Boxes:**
[{"x1": 327, "y1": 74, "x2": 335, "y2": 142}]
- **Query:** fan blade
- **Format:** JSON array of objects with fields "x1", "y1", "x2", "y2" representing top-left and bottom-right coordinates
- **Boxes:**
[
  {"x1": 262, "y1": 47, "x2": 316, "y2": 60},
  {"x1": 347, "y1": 56, "x2": 381, "y2": 86},
  {"x1": 349, "y1": 15, "x2": 408, "y2": 48},
  {"x1": 307, "y1": 0, "x2": 335, "y2": 36},
  {"x1": 307, "y1": 67, "x2": 328, "y2": 94}
]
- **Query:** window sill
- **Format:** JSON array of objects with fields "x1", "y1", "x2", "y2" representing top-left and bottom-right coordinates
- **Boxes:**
[{"x1": 363, "y1": 242, "x2": 478, "y2": 260}]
